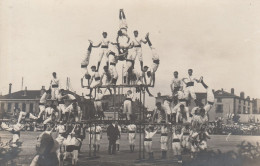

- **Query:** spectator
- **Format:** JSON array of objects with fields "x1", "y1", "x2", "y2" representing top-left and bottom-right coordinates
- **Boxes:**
[
  {"x1": 107, "y1": 121, "x2": 120, "y2": 154},
  {"x1": 30, "y1": 133, "x2": 59, "y2": 166}
]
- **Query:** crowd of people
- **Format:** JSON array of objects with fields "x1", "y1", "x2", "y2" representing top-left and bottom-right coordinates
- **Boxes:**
[
  {"x1": 81, "y1": 9, "x2": 159, "y2": 97},
  {"x1": 0, "y1": 9, "x2": 218, "y2": 165}
]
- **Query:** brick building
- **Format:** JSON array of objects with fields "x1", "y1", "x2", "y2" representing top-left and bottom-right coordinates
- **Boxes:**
[{"x1": 0, "y1": 85, "x2": 87, "y2": 119}]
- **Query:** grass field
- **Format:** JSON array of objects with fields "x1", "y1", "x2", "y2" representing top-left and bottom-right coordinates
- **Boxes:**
[{"x1": 0, "y1": 131, "x2": 260, "y2": 166}]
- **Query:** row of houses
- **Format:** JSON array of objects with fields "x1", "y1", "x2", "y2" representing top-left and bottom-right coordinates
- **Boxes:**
[
  {"x1": 0, "y1": 84, "x2": 144, "y2": 120},
  {"x1": 156, "y1": 88, "x2": 260, "y2": 123}
]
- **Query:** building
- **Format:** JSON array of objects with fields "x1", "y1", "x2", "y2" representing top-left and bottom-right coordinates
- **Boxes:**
[
  {"x1": 252, "y1": 98, "x2": 260, "y2": 114},
  {"x1": 210, "y1": 88, "x2": 256, "y2": 122},
  {"x1": 155, "y1": 88, "x2": 260, "y2": 123},
  {"x1": 0, "y1": 84, "x2": 85, "y2": 119}
]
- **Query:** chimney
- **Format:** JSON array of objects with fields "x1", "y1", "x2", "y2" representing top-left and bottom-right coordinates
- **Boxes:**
[
  {"x1": 221, "y1": 88, "x2": 224, "y2": 92},
  {"x1": 231, "y1": 88, "x2": 234, "y2": 95},
  {"x1": 240, "y1": 92, "x2": 245, "y2": 99},
  {"x1": 9, "y1": 83, "x2": 12, "y2": 94},
  {"x1": 157, "y1": 92, "x2": 161, "y2": 97},
  {"x1": 246, "y1": 96, "x2": 250, "y2": 100},
  {"x1": 24, "y1": 86, "x2": 27, "y2": 96}
]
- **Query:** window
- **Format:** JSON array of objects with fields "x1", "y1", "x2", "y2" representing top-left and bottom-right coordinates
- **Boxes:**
[
  {"x1": 248, "y1": 108, "x2": 250, "y2": 114},
  {"x1": 22, "y1": 103, "x2": 26, "y2": 112},
  {"x1": 248, "y1": 102, "x2": 250, "y2": 106},
  {"x1": 238, "y1": 106, "x2": 241, "y2": 114},
  {"x1": 244, "y1": 100, "x2": 245, "y2": 105},
  {"x1": 30, "y1": 103, "x2": 34, "y2": 113},
  {"x1": 217, "y1": 98, "x2": 222, "y2": 103},
  {"x1": 1, "y1": 103, "x2": 4, "y2": 111},
  {"x1": 7, "y1": 103, "x2": 11, "y2": 112},
  {"x1": 243, "y1": 106, "x2": 246, "y2": 114},
  {"x1": 15, "y1": 103, "x2": 18, "y2": 109},
  {"x1": 216, "y1": 105, "x2": 223, "y2": 113},
  {"x1": 239, "y1": 100, "x2": 241, "y2": 104}
]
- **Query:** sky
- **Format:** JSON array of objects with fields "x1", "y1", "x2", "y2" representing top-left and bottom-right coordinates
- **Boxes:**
[{"x1": 0, "y1": 0, "x2": 260, "y2": 110}]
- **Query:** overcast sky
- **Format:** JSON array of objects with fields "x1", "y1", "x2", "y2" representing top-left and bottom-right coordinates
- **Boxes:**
[{"x1": 1, "y1": 0, "x2": 260, "y2": 109}]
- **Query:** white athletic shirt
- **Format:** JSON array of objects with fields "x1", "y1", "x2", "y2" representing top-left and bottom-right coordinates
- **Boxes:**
[
  {"x1": 145, "y1": 129, "x2": 157, "y2": 139},
  {"x1": 100, "y1": 38, "x2": 110, "y2": 46},
  {"x1": 56, "y1": 125, "x2": 66, "y2": 134},
  {"x1": 126, "y1": 92, "x2": 134, "y2": 100},
  {"x1": 132, "y1": 37, "x2": 144, "y2": 46},
  {"x1": 161, "y1": 126, "x2": 168, "y2": 134},
  {"x1": 172, "y1": 133, "x2": 182, "y2": 140},
  {"x1": 127, "y1": 124, "x2": 136, "y2": 132},
  {"x1": 50, "y1": 78, "x2": 60, "y2": 86},
  {"x1": 171, "y1": 78, "x2": 182, "y2": 89},
  {"x1": 187, "y1": 75, "x2": 196, "y2": 83}
]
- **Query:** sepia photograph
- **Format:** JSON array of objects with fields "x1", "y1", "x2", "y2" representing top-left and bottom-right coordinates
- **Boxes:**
[{"x1": 0, "y1": 0, "x2": 260, "y2": 165}]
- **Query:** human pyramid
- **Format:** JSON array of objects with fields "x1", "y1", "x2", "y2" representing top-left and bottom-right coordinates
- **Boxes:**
[
  {"x1": 0, "y1": 9, "x2": 216, "y2": 165},
  {"x1": 81, "y1": 9, "x2": 159, "y2": 97},
  {"x1": 143, "y1": 68, "x2": 215, "y2": 162},
  {"x1": 81, "y1": 9, "x2": 160, "y2": 121}
]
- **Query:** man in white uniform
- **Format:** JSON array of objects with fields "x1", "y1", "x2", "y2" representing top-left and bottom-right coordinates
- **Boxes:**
[
  {"x1": 160, "y1": 124, "x2": 169, "y2": 159},
  {"x1": 163, "y1": 98, "x2": 172, "y2": 122},
  {"x1": 170, "y1": 71, "x2": 182, "y2": 104},
  {"x1": 172, "y1": 127, "x2": 183, "y2": 163},
  {"x1": 1, "y1": 122, "x2": 24, "y2": 147},
  {"x1": 131, "y1": 30, "x2": 147, "y2": 70},
  {"x1": 144, "y1": 125, "x2": 158, "y2": 160},
  {"x1": 127, "y1": 123, "x2": 137, "y2": 152},
  {"x1": 145, "y1": 33, "x2": 160, "y2": 85},
  {"x1": 89, "y1": 124, "x2": 102, "y2": 152},
  {"x1": 100, "y1": 65, "x2": 113, "y2": 94},
  {"x1": 66, "y1": 103, "x2": 82, "y2": 123},
  {"x1": 81, "y1": 40, "x2": 93, "y2": 69},
  {"x1": 93, "y1": 89, "x2": 105, "y2": 119},
  {"x1": 57, "y1": 89, "x2": 67, "y2": 121},
  {"x1": 176, "y1": 104, "x2": 190, "y2": 124},
  {"x1": 199, "y1": 77, "x2": 215, "y2": 113},
  {"x1": 18, "y1": 109, "x2": 38, "y2": 124},
  {"x1": 172, "y1": 89, "x2": 189, "y2": 116},
  {"x1": 43, "y1": 105, "x2": 55, "y2": 128},
  {"x1": 37, "y1": 89, "x2": 51, "y2": 119},
  {"x1": 87, "y1": 66, "x2": 101, "y2": 97},
  {"x1": 123, "y1": 49, "x2": 135, "y2": 85},
  {"x1": 123, "y1": 90, "x2": 134, "y2": 120},
  {"x1": 119, "y1": 9, "x2": 129, "y2": 38},
  {"x1": 115, "y1": 122, "x2": 121, "y2": 152},
  {"x1": 50, "y1": 72, "x2": 60, "y2": 100},
  {"x1": 92, "y1": 32, "x2": 111, "y2": 71},
  {"x1": 107, "y1": 50, "x2": 118, "y2": 85},
  {"x1": 182, "y1": 69, "x2": 200, "y2": 106}
]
